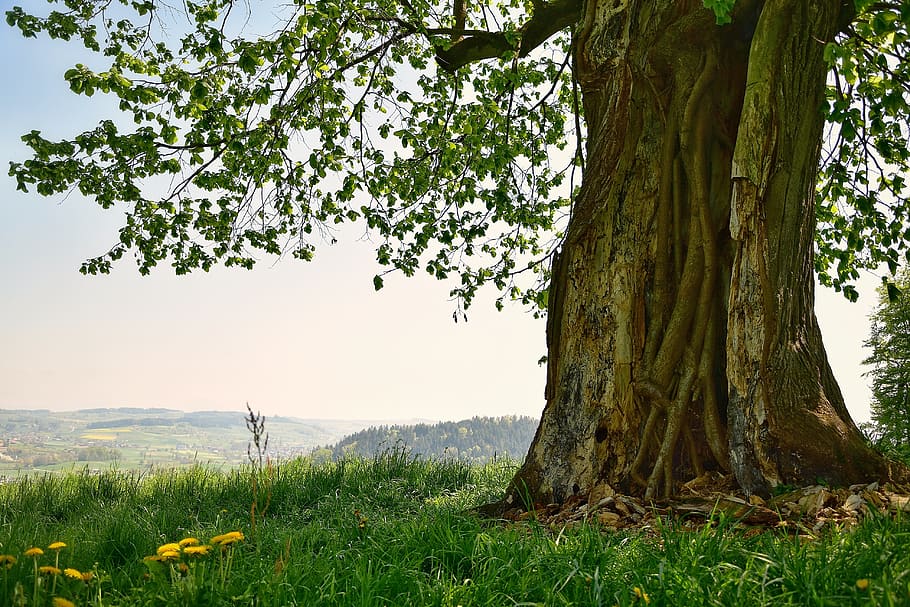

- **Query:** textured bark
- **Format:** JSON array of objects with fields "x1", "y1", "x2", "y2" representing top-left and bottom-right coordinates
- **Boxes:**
[
  {"x1": 507, "y1": 0, "x2": 906, "y2": 505},
  {"x1": 725, "y1": 0, "x2": 893, "y2": 495}
]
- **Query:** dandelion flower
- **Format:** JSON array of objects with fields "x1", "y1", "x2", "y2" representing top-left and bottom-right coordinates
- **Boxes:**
[
  {"x1": 24, "y1": 547, "x2": 44, "y2": 558},
  {"x1": 81, "y1": 571, "x2": 94, "y2": 582},
  {"x1": 156, "y1": 543, "x2": 181, "y2": 555},
  {"x1": 0, "y1": 554, "x2": 16, "y2": 569},
  {"x1": 159, "y1": 550, "x2": 180, "y2": 561},
  {"x1": 48, "y1": 542, "x2": 66, "y2": 551},
  {"x1": 633, "y1": 586, "x2": 650, "y2": 604},
  {"x1": 38, "y1": 566, "x2": 61, "y2": 576},
  {"x1": 178, "y1": 537, "x2": 199, "y2": 547},
  {"x1": 63, "y1": 568, "x2": 83, "y2": 580},
  {"x1": 143, "y1": 555, "x2": 163, "y2": 563},
  {"x1": 52, "y1": 598, "x2": 76, "y2": 607},
  {"x1": 183, "y1": 545, "x2": 212, "y2": 557},
  {"x1": 212, "y1": 531, "x2": 244, "y2": 545},
  {"x1": 856, "y1": 579, "x2": 870, "y2": 590}
]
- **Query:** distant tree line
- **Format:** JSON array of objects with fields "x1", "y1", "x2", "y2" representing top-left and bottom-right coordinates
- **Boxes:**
[
  {"x1": 85, "y1": 411, "x2": 240, "y2": 429},
  {"x1": 75, "y1": 446, "x2": 121, "y2": 462},
  {"x1": 86, "y1": 418, "x2": 167, "y2": 429},
  {"x1": 313, "y1": 416, "x2": 539, "y2": 464},
  {"x1": 3, "y1": 445, "x2": 120, "y2": 467}
]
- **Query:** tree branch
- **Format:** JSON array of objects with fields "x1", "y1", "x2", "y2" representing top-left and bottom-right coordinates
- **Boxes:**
[{"x1": 435, "y1": 0, "x2": 582, "y2": 72}]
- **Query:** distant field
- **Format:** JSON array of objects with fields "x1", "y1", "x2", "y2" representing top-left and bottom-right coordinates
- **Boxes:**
[
  {"x1": 0, "y1": 408, "x2": 409, "y2": 478},
  {"x1": 80, "y1": 433, "x2": 118, "y2": 441}
]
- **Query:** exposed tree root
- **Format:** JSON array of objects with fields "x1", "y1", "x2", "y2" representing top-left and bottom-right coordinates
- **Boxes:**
[
  {"x1": 628, "y1": 46, "x2": 727, "y2": 498},
  {"x1": 486, "y1": 478, "x2": 910, "y2": 537}
]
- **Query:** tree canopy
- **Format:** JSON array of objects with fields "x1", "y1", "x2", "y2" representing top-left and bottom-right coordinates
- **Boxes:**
[{"x1": 6, "y1": 0, "x2": 910, "y2": 306}]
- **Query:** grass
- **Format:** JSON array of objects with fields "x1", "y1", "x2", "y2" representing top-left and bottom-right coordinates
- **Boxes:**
[{"x1": 0, "y1": 451, "x2": 909, "y2": 606}]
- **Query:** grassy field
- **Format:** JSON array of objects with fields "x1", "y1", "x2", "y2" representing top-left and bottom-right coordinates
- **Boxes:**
[{"x1": 1, "y1": 452, "x2": 909, "y2": 606}]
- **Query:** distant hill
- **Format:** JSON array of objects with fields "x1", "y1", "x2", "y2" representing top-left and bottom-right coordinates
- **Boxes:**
[{"x1": 317, "y1": 416, "x2": 539, "y2": 463}]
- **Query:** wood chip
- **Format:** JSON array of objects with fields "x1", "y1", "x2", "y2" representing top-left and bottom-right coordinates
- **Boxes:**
[
  {"x1": 597, "y1": 511, "x2": 621, "y2": 526},
  {"x1": 492, "y1": 475, "x2": 910, "y2": 535},
  {"x1": 889, "y1": 494, "x2": 910, "y2": 512},
  {"x1": 843, "y1": 493, "x2": 865, "y2": 512}
]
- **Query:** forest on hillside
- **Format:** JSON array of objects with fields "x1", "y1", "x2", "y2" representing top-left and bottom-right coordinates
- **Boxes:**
[{"x1": 314, "y1": 416, "x2": 539, "y2": 464}]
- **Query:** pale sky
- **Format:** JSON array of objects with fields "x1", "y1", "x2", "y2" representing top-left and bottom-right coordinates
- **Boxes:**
[{"x1": 0, "y1": 6, "x2": 882, "y2": 424}]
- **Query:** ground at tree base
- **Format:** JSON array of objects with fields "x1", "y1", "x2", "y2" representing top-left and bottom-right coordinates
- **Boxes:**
[{"x1": 485, "y1": 474, "x2": 910, "y2": 537}]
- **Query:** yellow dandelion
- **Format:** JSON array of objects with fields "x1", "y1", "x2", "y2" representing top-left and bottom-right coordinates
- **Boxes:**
[
  {"x1": 52, "y1": 598, "x2": 76, "y2": 607},
  {"x1": 38, "y1": 565, "x2": 61, "y2": 576},
  {"x1": 159, "y1": 550, "x2": 180, "y2": 561},
  {"x1": 177, "y1": 562, "x2": 189, "y2": 575},
  {"x1": 143, "y1": 555, "x2": 164, "y2": 563},
  {"x1": 633, "y1": 586, "x2": 650, "y2": 604},
  {"x1": 156, "y1": 543, "x2": 181, "y2": 555},
  {"x1": 212, "y1": 531, "x2": 244, "y2": 545},
  {"x1": 81, "y1": 571, "x2": 94, "y2": 582},
  {"x1": 856, "y1": 579, "x2": 870, "y2": 590},
  {"x1": 0, "y1": 554, "x2": 16, "y2": 569},
  {"x1": 183, "y1": 545, "x2": 212, "y2": 557},
  {"x1": 63, "y1": 567, "x2": 83, "y2": 580},
  {"x1": 47, "y1": 542, "x2": 66, "y2": 551},
  {"x1": 24, "y1": 547, "x2": 44, "y2": 558},
  {"x1": 178, "y1": 537, "x2": 200, "y2": 547}
]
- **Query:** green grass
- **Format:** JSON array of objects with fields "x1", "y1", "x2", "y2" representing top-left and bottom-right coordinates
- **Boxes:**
[{"x1": 1, "y1": 452, "x2": 909, "y2": 606}]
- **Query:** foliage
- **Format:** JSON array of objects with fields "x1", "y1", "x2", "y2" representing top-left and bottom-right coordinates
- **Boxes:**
[
  {"x1": 862, "y1": 266, "x2": 910, "y2": 463},
  {"x1": 2, "y1": 457, "x2": 910, "y2": 605},
  {"x1": 702, "y1": 0, "x2": 736, "y2": 24},
  {"x1": 816, "y1": 1, "x2": 910, "y2": 301},
  {"x1": 8, "y1": 0, "x2": 910, "y2": 308},
  {"x1": 5, "y1": 0, "x2": 579, "y2": 313},
  {"x1": 318, "y1": 415, "x2": 539, "y2": 463}
]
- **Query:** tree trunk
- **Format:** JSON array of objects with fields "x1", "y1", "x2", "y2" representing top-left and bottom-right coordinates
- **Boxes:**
[{"x1": 508, "y1": 0, "x2": 904, "y2": 504}]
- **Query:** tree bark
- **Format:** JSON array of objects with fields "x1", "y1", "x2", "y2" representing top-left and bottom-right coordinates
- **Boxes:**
[{"x1": 507, "y1": 0, "x2": 905, "y2": 505}]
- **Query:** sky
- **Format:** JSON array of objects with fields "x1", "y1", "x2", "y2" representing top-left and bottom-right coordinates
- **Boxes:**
[{"x1": 0, "y1": 4, "x2": 885, "y2": 424}]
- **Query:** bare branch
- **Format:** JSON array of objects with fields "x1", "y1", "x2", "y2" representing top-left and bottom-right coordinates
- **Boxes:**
[{"x1": 435, "y1": 0, "x2": 582, "y2": 72}]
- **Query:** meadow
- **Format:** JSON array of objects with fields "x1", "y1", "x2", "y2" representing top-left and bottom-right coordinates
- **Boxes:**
[{"x1": 1, "y1": 450, "x2": 909, "y2": 606}]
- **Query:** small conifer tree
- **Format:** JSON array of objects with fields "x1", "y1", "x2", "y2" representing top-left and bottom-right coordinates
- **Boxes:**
[{"x1": 863, "y1": 269, "x2": 910, "y2": 463}]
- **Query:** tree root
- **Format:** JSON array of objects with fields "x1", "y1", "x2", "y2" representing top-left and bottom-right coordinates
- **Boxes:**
[{"x1": 630, "y1": 46, "x2": 726, "y2": 498}]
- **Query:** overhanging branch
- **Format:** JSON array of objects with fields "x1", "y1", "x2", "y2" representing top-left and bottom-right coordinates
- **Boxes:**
[{"x1": 435, "y1": 0, "x2": 582, "y2": 72}]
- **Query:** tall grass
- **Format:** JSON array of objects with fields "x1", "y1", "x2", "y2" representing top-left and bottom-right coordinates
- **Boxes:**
[{"x1": 1, "y1": 451, "x2": 908, "y2": 606}]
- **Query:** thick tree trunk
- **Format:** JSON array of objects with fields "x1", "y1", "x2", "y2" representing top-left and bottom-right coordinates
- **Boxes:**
[{"x1": 509, "y1": 0, "x2": 904, "y2": 504}]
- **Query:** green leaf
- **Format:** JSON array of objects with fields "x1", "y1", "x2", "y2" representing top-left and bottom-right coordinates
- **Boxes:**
[{"x1": 702, "y1": 0, "x2": 735, "y2": 25}]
